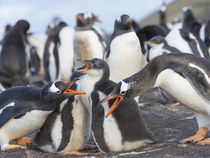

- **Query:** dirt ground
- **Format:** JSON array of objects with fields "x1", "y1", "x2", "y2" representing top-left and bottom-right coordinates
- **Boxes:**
[{"x1": 2, "y1": 99, "x2": 210, "y2": 158}]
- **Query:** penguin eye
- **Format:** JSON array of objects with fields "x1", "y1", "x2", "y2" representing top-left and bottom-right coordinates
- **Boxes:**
[
  {"x1": 120, "y1": 91, "x2": 126, "y2": 95},
  {"x1": 56, "y1": 90, "x2": 62, "y2": 94}
]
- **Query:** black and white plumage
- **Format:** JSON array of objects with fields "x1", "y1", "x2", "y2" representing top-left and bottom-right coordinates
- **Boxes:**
[
  {"x1": 144, "y1": 36, "x2": 182, "y2": 61},
  {"x1": 105, "y1": 14, "x2": 147, "y2": 83},
  {"x1": 43, "y1": 21, "x2": 74, "y2": 82},
  {"x1": 199, "y1": 19, "x2": 210, "y2": 54},
  {"x1": 0, "y1": 80, "x2": 82, "y2": 151},
  {"x1": 74, "y1": 12, "x2": 105, "y2": 69},
  {"x1": 77, "y1": 58, "x2": 154, "y2": 153},
  {"x1": 102, "y1": 53, "x2": 210, "y2": 145},
  {"x1": 0, "y1": 20, "x2": 30, "y2": 88},
  {"x1": 33, "y1": 79, "x2": 92, "y2": 156}
]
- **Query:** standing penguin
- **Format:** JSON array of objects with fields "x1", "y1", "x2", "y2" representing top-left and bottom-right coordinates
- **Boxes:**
[
  {"x1": 43, "y1": 21, "x2": 74, "y2": 82},
  {"x1": 0, "y1": 20, "x2": 30, "y2": 88},
  {"x1": 77, "y1": 58, "x2": 154, "y2": 153},
  {"x1": 144, "y1": 36, "x2": 182, "y2": 61},
  {"x1": 33, "y1": 78, "x2": 93, "y2": 156},
  {"x1": 74, "y1": 12, "x2": 105, "y2": 69},
  {"x1": 104, "y1": 14, "x2": 147, "y2": 83},
  {"x1": 101, "y1": 53, "x2": 210, "y2": 145},
  {"x1": 0, "y1": 80, "x2": 83, "y2": 151}
]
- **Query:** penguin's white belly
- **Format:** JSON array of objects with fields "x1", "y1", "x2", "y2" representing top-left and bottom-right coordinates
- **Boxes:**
[
  {"x1": 166, "y1": 29, "x2": 192, "y2": 54},
  {"x1": 60, "y1": 99, "x2": 91, "y2": 154},
  {"x1": 154, "y1": 69, "x2": 210, "y2": 115},
  {"x1": 103, "y1": 102, "x2": 123, "y2": 152},
  {"x1": 49, "y1": 43, "x2": 57, "y2": 81},
  {"x1": 0, "y1": 110, "x2": 52, "y2": 144},
  {"x1": 108, "y1": 33, "x2": 142, "y2": 82},
  {"x1": 57, "y1": 27, "x2": 74, "y2": 81},
  {"x1": 74, "y1": 30, "x2": 104, "y2": 68}
]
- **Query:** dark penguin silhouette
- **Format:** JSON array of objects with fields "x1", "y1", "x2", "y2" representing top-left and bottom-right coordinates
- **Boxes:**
[
  {"x1": 77, "y1": 58, "x2": 154, "y2": 153},
  {"x1": 0, "y1": 20, "x2": 30, "y2": 88},
  {"x1": 0, "y1": 80, "x2": 83, "y2": 151},
  {"x1": 102, "y1": 53, "x2": 210, "y2": 146}
]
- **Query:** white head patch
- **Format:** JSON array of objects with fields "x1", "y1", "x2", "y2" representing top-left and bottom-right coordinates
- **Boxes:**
[
  {"x1": 50, "y1": 82, "x2": 60, "y2": 93},
  {"x1": 120, "y1": 81, "x2": 131, "y2": 93}
]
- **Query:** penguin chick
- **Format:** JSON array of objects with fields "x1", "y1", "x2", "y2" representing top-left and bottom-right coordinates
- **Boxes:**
[
  {"x1": 77, "y1": 58, "x2": 154, "y2": 154},
  {"x1": 101, "y1": 53, "x2": 210, "y2": 145},
  {"x1": 33, "y1": 80, "x2": 93, "y2": 156},
  {"x1": 0, "y1": 80, "x2": 83, "y2": 151}
]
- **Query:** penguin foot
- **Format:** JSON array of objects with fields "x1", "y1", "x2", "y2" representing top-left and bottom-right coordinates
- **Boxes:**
[
  {"x1": 197, "y1": 138, "x2": 210, "y2": 145},
  {"x1": 94, "y1": 151, "x2": 103, "y2": 155},
  {"x1": 167, "y1": 102, "x2": 180, "y2": 106},
  {"x1": 13, "y1": 137, "x2": 32, "y2": 145},
  {"x1": 182, "y1": 127, "x2": 208, "y2": 144},
  {"x1": 84, "y1": 144, "x2": 97, "y2": 150},
  {"x1": 66, "y1": 151, "x2": 90, "y2": 156},
  {"x1": 4, "y1": 144, "x2": 26, "y2": 151}
]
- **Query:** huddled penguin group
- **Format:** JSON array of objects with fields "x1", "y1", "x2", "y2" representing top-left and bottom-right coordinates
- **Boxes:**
[{"x1": 0, "y1": 2, "x2": 209, "y2": 157}]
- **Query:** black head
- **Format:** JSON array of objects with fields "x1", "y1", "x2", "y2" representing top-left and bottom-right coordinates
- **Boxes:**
[
  {"x1": 41, "y1": 80, "x2": 85, "y2": 103},
  {"x1": 76, "y1": 12, "x2": 101, "y2": 27},
  {"x1": 114, "y1": 14, "x2": 133, "y2": 31},
  {"x1": 14, "y1": 19, "x2": 30, "y2": 34},
  {"x1": 144, "y1": 36, "x2": 167, "y2": 47},
  {"x1": 77, "y1": 58, "x2": 110, "y2": 80}
]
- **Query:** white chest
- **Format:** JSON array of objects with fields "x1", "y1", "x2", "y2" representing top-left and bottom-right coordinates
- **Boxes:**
[{"x1": 154, "y1": 69, "x2": 210, "y2": 115}]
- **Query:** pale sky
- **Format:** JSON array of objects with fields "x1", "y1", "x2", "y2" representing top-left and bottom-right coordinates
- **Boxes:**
[{"x1": 0, "y1": 0, "x2": 174, "y2": 37}]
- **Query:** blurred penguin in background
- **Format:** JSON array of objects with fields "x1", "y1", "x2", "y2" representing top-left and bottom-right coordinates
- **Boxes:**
[{"x1": 74, "y1": 12, "x2": 106, "y2": 69}]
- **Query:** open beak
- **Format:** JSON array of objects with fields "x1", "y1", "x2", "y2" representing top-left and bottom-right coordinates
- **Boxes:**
[
  {"x1": 76, "y1": 60, "x2": 92, "y2": 72},
  {"x1": 144, "y1": 41, "x2": 154, "y2": 45},
  {"x1": 100, "y1": 96, "x2": 123, "y2": 117},
  {"x1": 64, "y1": 80, "x2": 86, "y2": 95}
]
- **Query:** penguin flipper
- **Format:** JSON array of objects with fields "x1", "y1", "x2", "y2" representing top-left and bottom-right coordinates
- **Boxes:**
[
  {"x1": 0, "y1": 106, "x2": 24, "y2": 128},
  {"x1": 172, "y1": 63, "x2": 210, "y2": 101},
  {"x1": 103, "y1": 45, "x2": 110, "y2": 60}
]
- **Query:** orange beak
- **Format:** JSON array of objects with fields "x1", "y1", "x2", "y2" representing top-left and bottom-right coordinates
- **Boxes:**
[
  {"x1": 125, "y1": 19, "x2": 132, "y2": 23},
  {"x1": 144, "y1": 41, "x2": 153, "y2": 45},
  {"x1": 76, "y1": 60, "x2": 92, "y2": 72},
  {"x1": 64, "y1": 80, "x2": 86, "y2": 95},
  {"x1": 94, "y1": 17, "x2": 102, "y2": 23},
  {"x1": 76, "y1": 16, "x2": 82, "y2": 20},
  {"x1": 100, "y1": 96, "x2": 123, "y2": 117}
]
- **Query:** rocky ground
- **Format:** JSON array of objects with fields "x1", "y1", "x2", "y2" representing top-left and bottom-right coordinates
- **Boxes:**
[{"x1": 2, "y1": 100, "x2": 210, "y2": 158}]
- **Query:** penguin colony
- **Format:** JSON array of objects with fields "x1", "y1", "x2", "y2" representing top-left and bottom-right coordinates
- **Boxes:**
[{"x1": 0, "y1": 1, "x2": 209, "y2": 157}]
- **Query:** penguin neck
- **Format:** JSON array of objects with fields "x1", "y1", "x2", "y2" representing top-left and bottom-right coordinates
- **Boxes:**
[{"x1": 76, "y1": 24, "x2": 93, "y2": 31}]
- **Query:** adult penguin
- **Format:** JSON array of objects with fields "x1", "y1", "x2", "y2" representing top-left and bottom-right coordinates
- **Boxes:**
[
  {"x1": 43, "y1": 21, "x2": 68, "y2": 82},
  {"x1": 0, "y1": 20, "x2": 30, "y2": 88},
  {"x1": 74, "y1": 12, "x2": 105, "y2": 69},
  {"x1": 101, "y1": 53, "x2": 210, "y2": 145},
  {"x1": 0, "y1": 80, "x2": 84, "y2": 151},
  {"x1": 104, "y1": 14, "x2": 147, "y2": 83}
]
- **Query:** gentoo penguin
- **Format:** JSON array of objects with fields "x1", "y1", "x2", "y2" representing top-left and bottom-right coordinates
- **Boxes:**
[
  {"x1": 199, "y1": 19, "x2": 210, "y2": 53},
  {"x1": 181, "y1": 6, "x2": 209, "y2": 59},
  {"x1": 159, "y1": 0, "x2": 170, "y2": 33},
  {"x1": 26, "y1": 33, "x2": 46, "y2": 76},
  {"x1": 74, "y1": 12, "x2": 105, "y2": 69},
  {"x1": 144, "y1": 36, "x2": 182, "y2": 61},
  {"x1": 77, "y1": 58, "x2": 154, "y2": 153},
  {"x1": 0, "y1": 80, "x2": 84, "y2": 151},
  {"x1": 105, "y1": 14, "x2": 147, "y2": 83},
  {"x1": 101, "y1": 53, "x2": 210, "y2": 145},
  {"x1": 44, "y1": 21, "x2": 74, "y2": 82},
  {"x1": 34, "y1": 78, "x2": 93, "y2": 156},
  {"x1": 0, "y1": 20, "x2": 30, "y2": 88},
  {"x1": 166, "y1": 28, "x2": 210, "y2": 60}
]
